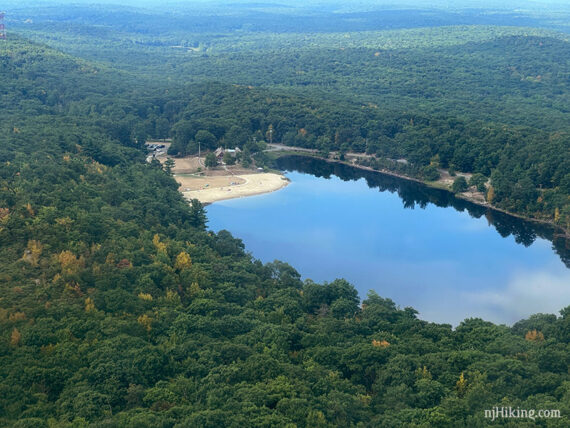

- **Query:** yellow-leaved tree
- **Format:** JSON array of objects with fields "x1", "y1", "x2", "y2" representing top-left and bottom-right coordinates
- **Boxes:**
[
  {"x1": 456, "y1": 372, "x2": 467, "y2": 397},
  {"x1": 525, "y1": 329, "x2": 545, "y2": 342},
  {"x1": 57, "y1": 250, "x2": 83, "y2": 275},
  {"x1": 174, "y1": 251, "x2": 192, "y2": 271},
  {"x1": 85, "y1": 297, "x2": 95, "y2": 312},
  {"x1": 486, "y1": 186, "x2": 495, "y2": 203},
  {"x1": 138, "y1": 293, "x2": 153, "y2": 301},
  {"x1": 138, "y1": 314, "x2": 153, "y2": 332},
  {"x1": 152, "y1": 234, "x2": 167, "y2": 254},
  {"x1": 11, "y1": 328, "x2": 21, "y2": 346}
]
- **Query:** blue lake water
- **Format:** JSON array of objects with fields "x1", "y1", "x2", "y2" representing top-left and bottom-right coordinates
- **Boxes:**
[{"x1": 206, "y1": 157, "x2": 570, "y2": 326}]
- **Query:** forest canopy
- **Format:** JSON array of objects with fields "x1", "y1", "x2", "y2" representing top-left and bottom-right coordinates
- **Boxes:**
[{"x1": 1, "y1": 3, "x2": 569, "y2": 426}]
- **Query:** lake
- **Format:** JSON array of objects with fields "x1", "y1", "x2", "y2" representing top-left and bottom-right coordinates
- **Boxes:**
[{"x1": 206, "y1": 156, "x2": 570, "y2": 326}]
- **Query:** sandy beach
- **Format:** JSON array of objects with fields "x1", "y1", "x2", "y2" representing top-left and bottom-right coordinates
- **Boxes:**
[
  {"x1": 151, "y1": 152, "x2": 289, "y2": 204},
  {"x1": 177, "y1": 173, "x2": 289, "y2": 204}
]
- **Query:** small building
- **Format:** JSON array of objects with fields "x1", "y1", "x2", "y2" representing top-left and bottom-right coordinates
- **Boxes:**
[
  {"x1": 146, "y1": 143, "x2": 165, "y2": 151},
  {"x1": 215, "y1": 147, "x2": 242, "y2": 160}
]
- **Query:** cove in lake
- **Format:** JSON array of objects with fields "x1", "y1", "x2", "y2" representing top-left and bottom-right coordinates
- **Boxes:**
[{"x1": 206, "y1": 156, "x2": 570, "y2": 326}]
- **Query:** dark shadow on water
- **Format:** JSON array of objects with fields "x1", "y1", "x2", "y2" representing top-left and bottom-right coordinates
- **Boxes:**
[{"x1": 276, "y1": 155, "x2": 570, "y2": 268}]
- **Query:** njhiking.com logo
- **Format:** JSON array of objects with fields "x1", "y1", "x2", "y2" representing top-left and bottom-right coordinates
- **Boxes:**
[{"x1": 484, "y1": 407, "x2": 561, "y2": 422}]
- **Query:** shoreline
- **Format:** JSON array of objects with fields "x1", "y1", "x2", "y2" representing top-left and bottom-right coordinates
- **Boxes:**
[
  {"x1": 153, "y1": 152, "x2": 290, "y2": 205},
  {"x1": 178, "y1": 172, "x2": 290, "y2": 205},
  {"x1": 272, "y1": 151, "x2": 569, "y2": 237}
]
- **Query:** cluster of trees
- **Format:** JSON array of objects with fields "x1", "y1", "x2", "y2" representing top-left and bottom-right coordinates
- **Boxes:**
[
  {"x1": 0, "y1": 22, "x2": 568, "y2": 427},
  {"x1": 169, "y1": 36, "x2": 570, "y2": 130}
]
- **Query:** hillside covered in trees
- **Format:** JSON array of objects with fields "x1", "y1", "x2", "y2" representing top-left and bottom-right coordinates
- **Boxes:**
[
  {"x1": 1, "y1": 2, "x2": 569, "y2": 426},
  {"x1": 10, "y1": 4, "x2": 570, "y2": 230}
]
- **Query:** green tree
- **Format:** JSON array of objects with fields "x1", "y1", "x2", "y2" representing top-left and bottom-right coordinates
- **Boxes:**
[
  {"x1": 155, "y1": 118, "x2": 170, "y2": 140},
  {"x1": 223, "y1": 152, "x2": 236, "y2": 165},
  {"x1": 469, "y1": 173, "x2": 487, "y2": 192},
  {"x1": 241, "y1": 155, "x2": 252, "y2": 168},
  {"x1": 452, "y1": 176, "x2": 468, "y2": 193},
  {"x1": 422, "y1": 164, "x2": 440, "y2": 181},
  {"x1": 205, "y1": 153, "x2": 217, "y2": 168},
  {"x1": 189, "y1": 199, "x2": 207, "y2": 229},
  {"x1": 164, "y1": 158, "x2": 175, "y2": 176},
  {"x1": 195, "y1": 130, "x2": 217, "y2": 151}
]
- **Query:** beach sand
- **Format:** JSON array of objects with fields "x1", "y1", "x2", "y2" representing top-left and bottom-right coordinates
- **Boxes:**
[{"x1": 177, "y1": 173, "x2": 289, "y2": 204}]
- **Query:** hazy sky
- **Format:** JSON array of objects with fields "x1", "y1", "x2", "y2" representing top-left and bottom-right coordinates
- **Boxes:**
[{"x1": 4, "y1": 0, "x2": 569, "y2": 10}]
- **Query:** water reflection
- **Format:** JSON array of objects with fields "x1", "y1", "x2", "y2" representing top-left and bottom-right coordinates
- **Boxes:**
[
  {"x1": 275, "y1": 155, "x2": 569, "y2": 267},
  {"x1": 466, "y1": 268, "x2": 570, "y2": 322}
]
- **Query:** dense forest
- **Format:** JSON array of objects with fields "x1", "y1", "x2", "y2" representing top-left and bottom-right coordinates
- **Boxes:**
[
  {"x1": 5, "y1": 34, "x2": 568, "y2": 227},
  {"x1": 9, "y1": 7, "x2": 570, "y2": 230},
  {"x1": 1, "y1": 2, "x2": 569, "y2": 426}
]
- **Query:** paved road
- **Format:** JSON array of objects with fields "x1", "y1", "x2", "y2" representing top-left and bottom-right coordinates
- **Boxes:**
[{"x1": 265, "y1": 144, "x2": 318, "y2": 153}]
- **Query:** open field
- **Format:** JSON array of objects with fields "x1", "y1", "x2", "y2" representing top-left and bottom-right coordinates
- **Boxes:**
[
  {"x1": 176, "y1": 175, "x2": 246, "y2": 191},
  {"x1": 171, "y1": 157, "x2": 200, "y2": 173}
]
